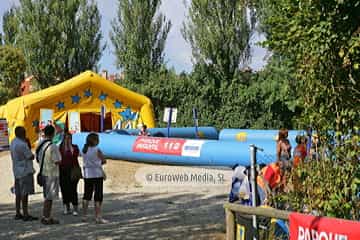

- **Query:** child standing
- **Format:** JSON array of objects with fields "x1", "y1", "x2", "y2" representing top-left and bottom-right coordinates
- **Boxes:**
[
  {"x1": 81, "y1": 133, "x2": 107, "y2": 224},
  {"x1": 293, "y1": 135, "x2": 307, "y2": 168}
]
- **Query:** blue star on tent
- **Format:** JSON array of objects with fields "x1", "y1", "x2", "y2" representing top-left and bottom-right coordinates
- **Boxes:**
[
  {"x1": 99, "y1": 92, "x2": 108, "y2": 101},
  {"x1": 84, "y1": 89, "x2": 92, "y2": 98},
  {"x1": 113, "y1": 100, "x2": 122, "y2": 109},
  {"x1": 71, "y1": 95, "x2": 81, "y2": 104},
  {"x1": 32, "y1": 120, "x2": 39, "y2": 127},
  {"x1": 56, "y1": 101, "x2": 65, "y2": 110},
  {"x1": 119, "y1": 107, "x2": 137, "y2": 121}
]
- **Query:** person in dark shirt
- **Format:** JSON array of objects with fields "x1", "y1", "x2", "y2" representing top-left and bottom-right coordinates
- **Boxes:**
[{"x1": 59, "y1": 132, "x2": 81, "y2": 216}]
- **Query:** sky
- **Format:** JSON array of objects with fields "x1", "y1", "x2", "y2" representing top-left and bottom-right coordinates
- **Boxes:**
[{"x1": 0, "y1": 0, "x2": 268, "y2": 74}]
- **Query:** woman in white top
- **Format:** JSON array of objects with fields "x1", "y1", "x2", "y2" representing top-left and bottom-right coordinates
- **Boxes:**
[{"x1": 81, "y1": 133, "x2": 107, "y2": 224}]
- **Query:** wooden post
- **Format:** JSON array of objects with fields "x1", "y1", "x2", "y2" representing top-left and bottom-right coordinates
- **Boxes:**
[
  {"x1": 224, "y1": 203, "x2": 291, "y2": 240},
  {"x1": 225, "y1": 208, "x2": 236, "y2": 240},
  {"x1": 224, "y1": 203, "x2": 290, "y2": 220}
]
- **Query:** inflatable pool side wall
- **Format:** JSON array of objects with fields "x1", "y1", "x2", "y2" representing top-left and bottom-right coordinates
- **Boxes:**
[
  {"x1": 73, "y1": 132, "x2": 282, "y2": 167},
  {"x1": 121, "y1": 127, "x2": 218, "y2": 140}
]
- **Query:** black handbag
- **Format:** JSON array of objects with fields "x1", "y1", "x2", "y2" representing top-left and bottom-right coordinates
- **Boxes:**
[
  {"x1": 36, "y1": 140, "x2": 51, "y2": 187},
  {"x1": 37, "y1": 172, "x2": 45, "y2": 187}
]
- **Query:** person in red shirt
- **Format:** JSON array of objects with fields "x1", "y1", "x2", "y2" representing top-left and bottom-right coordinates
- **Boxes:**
[
  {"x1": 257, "y1": 161, "x2": 284, "y2": 205},
  {"x1": 59, "y1": 132, "x2": 81, "y2": 216}
]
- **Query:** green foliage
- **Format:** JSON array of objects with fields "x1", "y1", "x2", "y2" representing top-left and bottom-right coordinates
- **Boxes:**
[
  {"x1": 176, "y1": 0, "x2": 299, "y2": 129},
  {"x1": 218, "y1": 55, "x2": 300, "y2": 129},
  {"x1": 276, "y1": 136, "x2": 360, "y2": 220},
  {"x1": 255, "y1": 0, "x2": 360, "y2": 132},
  {"x1": 118, "y1": 56, "x2": 300, "y2": 130},
  {"x1": 0, "y1": 45, "x2": 26, "y2": 103},
  {"x1": 255, "y1": 0, "x2": 360, "y2": 219},
  {"x1": 116, "y1": 67, "x2": 196, "y2": 127},
  {"x1": 2, "y1": 7, "x2": 18, "y2": 45},
  {"x1": 13, "y1": 0, "x2": 104, "y2": 88},
  {"x1": 182, "y1": 0, "x2": 253, "y2": 85},
  {"x1": 111, "y1": 0, "x2": 171, "y2": 83}
]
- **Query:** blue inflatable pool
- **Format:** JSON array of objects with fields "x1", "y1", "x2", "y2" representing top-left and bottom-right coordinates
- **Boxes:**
[{"x1": 73, "y1": 132, "x2": 279, "y2": 167}]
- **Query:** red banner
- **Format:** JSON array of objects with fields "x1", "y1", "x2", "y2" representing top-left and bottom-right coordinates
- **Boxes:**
[
  {"x1": 0, "y1": 119, "x2": 8, "y2": 149},
  {"x1": 132, "y1": 136, "x2": 186, "y2": 156},
  {"x1": 289, "y1": 212, "x2": 360, "y2": 240}
]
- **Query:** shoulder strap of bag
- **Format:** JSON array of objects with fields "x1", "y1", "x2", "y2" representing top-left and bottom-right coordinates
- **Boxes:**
[
  {"x1": 36, "y1": 139, "x2": 51, "y2": 161},
  {"x1": 38, "y1": 141, "x2": 52, "y2": 175}
]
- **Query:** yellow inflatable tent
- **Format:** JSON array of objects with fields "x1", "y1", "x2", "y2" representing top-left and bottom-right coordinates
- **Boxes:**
[{"x1": 0, "y1": 71, "x2": 155, "y2": 144}]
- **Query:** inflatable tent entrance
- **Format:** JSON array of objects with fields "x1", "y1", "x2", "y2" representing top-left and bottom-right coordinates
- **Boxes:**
[{"x1": 0, "y1": 71, "x2": 155, "y2": 145}]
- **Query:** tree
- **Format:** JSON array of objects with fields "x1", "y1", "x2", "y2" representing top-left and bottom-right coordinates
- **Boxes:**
[
  {"x1": 256, "y1": 0, "x2": 360, "y2": 133},
  {"x1": 182, "y1": 0, "x2": 253, "y2": 87},
  {"x1": 111, "y1": 0, "x2": 171, "y2": 83},
  {"x1": 255, "y1": 0, "x2": 360, "y2": 219},
  {"x1": 2, "y1": 7, "x2": 18, "y2": 45},
  {"x1": 0, "y1": 45, "x2": 26, "y2": 103},
  {"x1": 14, "y1": 0, "x2": 103, "y2": 88},
  {"x1": 217, "y1": 55, "x2": 301, "y2": 129}
]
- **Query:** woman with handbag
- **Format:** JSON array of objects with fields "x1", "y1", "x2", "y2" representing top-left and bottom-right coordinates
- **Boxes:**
[{"x1": 59, "y1": 132, "x2": 81, "y2": 216}]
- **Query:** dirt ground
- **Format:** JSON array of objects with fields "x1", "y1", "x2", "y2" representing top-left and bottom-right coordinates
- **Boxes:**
[{"x1": 0, "y1": 151, "x2": 233, "y2": 240}]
